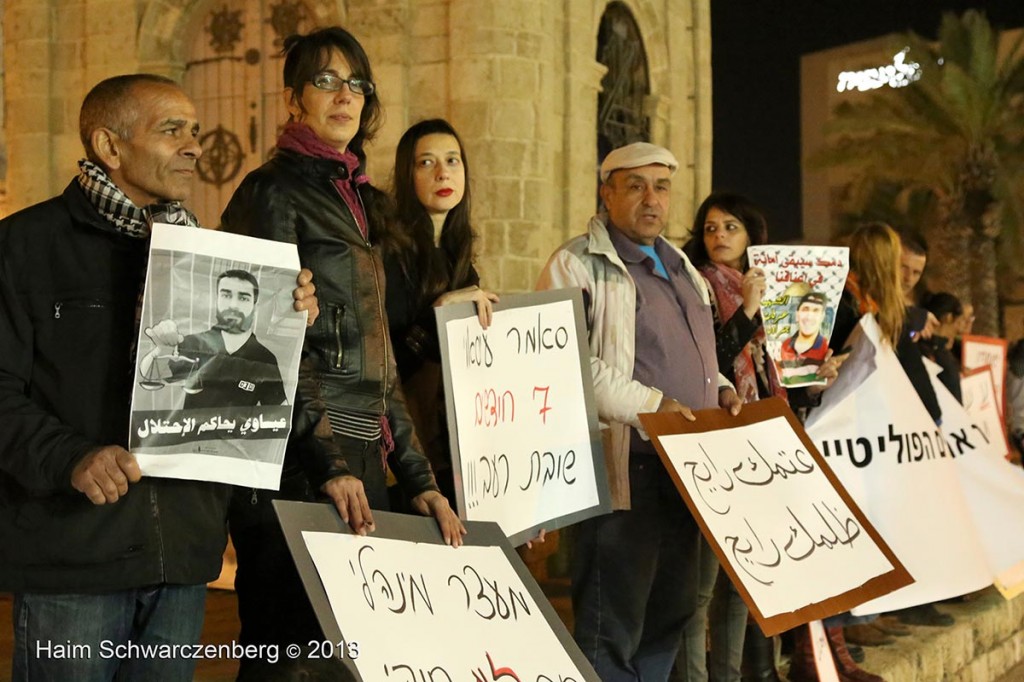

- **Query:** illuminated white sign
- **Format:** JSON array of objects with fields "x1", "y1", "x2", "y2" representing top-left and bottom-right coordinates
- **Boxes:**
[{"x1": 836, "y1": 48, "x2": 921, "y2": 93}]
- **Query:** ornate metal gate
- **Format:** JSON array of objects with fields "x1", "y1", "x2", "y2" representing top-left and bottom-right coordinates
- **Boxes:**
[{"x1": 183, "y1": 0, "x2": 315, "y2": 227}]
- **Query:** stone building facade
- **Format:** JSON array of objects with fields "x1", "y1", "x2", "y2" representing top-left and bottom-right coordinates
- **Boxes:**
[{"x1": 3, "y1": 0, "x2": 711, "y2": 291}]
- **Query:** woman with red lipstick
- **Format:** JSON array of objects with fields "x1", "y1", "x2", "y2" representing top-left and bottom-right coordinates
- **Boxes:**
[
  {"x1": 220, "y1": 29, "x2": 464, "y2": 679},
  {"x1": 383, "y1": 118, "x2": 498, "y2": 504}
]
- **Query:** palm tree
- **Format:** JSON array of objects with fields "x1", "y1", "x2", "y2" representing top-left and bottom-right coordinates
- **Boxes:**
[{"x1": 814, "y1": 10, "x2": 1024, "y2": 336}]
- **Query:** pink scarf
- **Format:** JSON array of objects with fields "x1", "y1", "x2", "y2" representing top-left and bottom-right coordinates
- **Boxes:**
[
  {"x1": 701, "y1": 262, "x2": 788, "y2": 405},
  {"x1": 276, "y1": 122, "x2": 370, "y2": 239}
]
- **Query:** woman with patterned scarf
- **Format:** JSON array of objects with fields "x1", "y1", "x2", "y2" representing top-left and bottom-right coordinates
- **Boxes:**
[
  {"x1": 677, "y1": 193, "x2": 844, "y2": 682},
  {"x1": 219, "y1": 26, "x2": 464, "y2": 680}
]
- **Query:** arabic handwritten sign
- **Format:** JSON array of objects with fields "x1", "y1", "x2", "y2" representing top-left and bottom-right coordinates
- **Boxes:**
[
  {"x1": 275, "y1": 502, "x2": 599, "y2": 682},
  {"x1": 640, "y1": 399, "x2": 909, "y2": 635},
  {"x1": 129, "y1": 224, "x2": 305, "y2": 489},
  {"x1": 806, "y1": 315, "x2": 992, "y2": 614},
  {"x1": 747, "y1": 246, "x2": 849, "y2": 388},
  {"x1": 962, "y1": 335, "x2": 1009, "y2": 416},
  {"x1": 436, "y1": 289, "x2": 609, "y2": 545}
]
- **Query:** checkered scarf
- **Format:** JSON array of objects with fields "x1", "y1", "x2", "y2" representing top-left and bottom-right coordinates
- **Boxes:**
[{"x1": 77, "y1": 159, "x2": 199, "y2": 235}]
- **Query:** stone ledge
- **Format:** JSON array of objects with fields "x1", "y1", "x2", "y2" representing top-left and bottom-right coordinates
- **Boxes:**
[{"x1": 790, "y1": 589, "x2": 1024, "y2": 681}]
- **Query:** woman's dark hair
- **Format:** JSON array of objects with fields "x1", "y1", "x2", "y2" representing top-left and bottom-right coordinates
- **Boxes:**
[
  {"x1": 387, "y1": 119, "x2": 478, "y2": 306},
  {"x1": 281, "y1": 26, "x2": 382, "y2": 163},
  {"x1": 922, "y1": 291, "x2": 963, "y2": 321},
  {"x1": 683, "y1": 192, "x2": 769, "y2": 269}
]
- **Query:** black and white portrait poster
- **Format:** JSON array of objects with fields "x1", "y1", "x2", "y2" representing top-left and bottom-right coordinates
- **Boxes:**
[{"x1": 129, "y1": 223, "x2": 305, "y2": 489}]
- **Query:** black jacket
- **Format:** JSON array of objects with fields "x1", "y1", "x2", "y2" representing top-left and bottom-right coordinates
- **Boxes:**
[
  {"x1": 221, "y1": 150, "x2": 438, "y2": 500},
  {"x1": 0, "y1": 182, "x2": 231, "y2": 593}
]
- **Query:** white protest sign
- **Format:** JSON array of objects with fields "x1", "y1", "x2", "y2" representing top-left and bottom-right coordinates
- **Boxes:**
[
  {"x1": 437, "y1": 290, "x2": 609, "y2": 544},
  {"x1": 302, "y1": 531, "x2": 590, "y2": 681},
  {"x1": 805, "y1": 315, "x2": 993, "y2": 614},
  {"x1": 932, "y1": 371, "x2": 1024, "y2": 598},
  {"x1": 962, "y1": 335, "x2": 1008, "y2": 415},
  {"x1": 960, "y1": 367, "x2": 1010, "y2": 460},
  {"x1": 747, "y1": 246, "x2": 849, "y2": 388},
  {"x1": 130, "y1": 224, "x2": 305, "y2": 489},
  {"x1": 644, "y1": 403, "x2": 903, "y2": 630}
]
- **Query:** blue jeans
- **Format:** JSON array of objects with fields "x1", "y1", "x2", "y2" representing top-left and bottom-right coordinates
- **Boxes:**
[
  {"x1": 12, "y1": 584, "x2": 207, "y2": 682},
  {"x1": 675, "y1": 535, "x2": 748, "y2": 682},
  {"x1": 707, "y1": 566, "x2": 748, "y2": 681},
  {"x1": 572, "y1": 454, "x2": 701, "y2": 681}
]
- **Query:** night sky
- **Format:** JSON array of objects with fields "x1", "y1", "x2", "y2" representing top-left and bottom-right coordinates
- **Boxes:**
[{"x1": 709, "y1": 0, "x2": 1024, "y2": 242}]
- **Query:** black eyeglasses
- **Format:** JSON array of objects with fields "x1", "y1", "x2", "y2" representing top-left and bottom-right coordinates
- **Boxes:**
[{"x1": 311, "y1": 72, "x2": 375, "y2": 96}]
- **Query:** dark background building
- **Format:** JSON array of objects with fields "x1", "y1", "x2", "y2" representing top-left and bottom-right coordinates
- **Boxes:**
[{"x1": 710, "y1": 0, "x2": 1024, "y2": 242}]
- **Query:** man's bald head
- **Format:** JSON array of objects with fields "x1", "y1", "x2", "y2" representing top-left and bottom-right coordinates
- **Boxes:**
[{"x1": 79, "y1": 74, "x2": 179, "y2": 164}]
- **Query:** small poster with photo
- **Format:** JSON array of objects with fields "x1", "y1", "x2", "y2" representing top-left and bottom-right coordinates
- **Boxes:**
[
  {"x1": 129, "y1": 223, "x2": 306, "y2": 489},
  {"x1": 747, "y1": 245, "x2": 850, "y2": 388}
]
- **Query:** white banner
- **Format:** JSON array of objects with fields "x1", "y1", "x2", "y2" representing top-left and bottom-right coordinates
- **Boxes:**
[
  {"x1": 933, "y1": 369, "x2": 1024, "y2": 594},
  {"x1": 805, "y1": 315, "x2": 992, "y2": 614}
]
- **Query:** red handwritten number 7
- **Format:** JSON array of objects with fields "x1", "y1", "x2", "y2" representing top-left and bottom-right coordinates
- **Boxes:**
[{"x1": 533, "y1": 386, "x2": 551, "y2": 424}]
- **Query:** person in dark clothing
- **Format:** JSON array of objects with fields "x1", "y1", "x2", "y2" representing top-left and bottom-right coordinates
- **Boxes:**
[
  {"x1": 921, "y1": 291, "x2": 966, "y2": 403},
  {"x1": 220, "y1": 28, "x2": 464, "y2": 679},
  {"x1": 383, "y1": 118, "x2": 498, "y2": 504},
  {"x1": 681, "y1": 192, "x2": 843, "y2": 682},
  {"x1": 0, "y1": 74, "x2": 319, "y2": 682},
  {"x1": 141, "y1": 269, "x2": 286, "y2": 409},
  {"x1": 895, "y1": 229, "x2": 943, "y2": 423}
]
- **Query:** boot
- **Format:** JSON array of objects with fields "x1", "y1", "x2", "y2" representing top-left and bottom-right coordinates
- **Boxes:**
[
  {"x1": 826, "y1": 625, "x2": 886, "y2": 682},
  {"x1": 784, "y1": 626, "x2": 818, "y2": 682},
  {"x1": 741, "y1": 622, "x2": 780, "y2": 681},
  {"x1": 843, "y1": 623, "x2": 894, "y2": 646}
]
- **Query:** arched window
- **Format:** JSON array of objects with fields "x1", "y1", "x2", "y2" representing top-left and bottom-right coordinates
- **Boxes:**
[
  {"x1": 596, "y1": 2, "x2": 650, "y2": 163},
  {"x1": 183, "y1": 0, "x2": 316, "y2": 227}
]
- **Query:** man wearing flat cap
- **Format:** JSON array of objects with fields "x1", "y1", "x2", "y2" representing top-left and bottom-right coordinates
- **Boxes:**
[{"x1": 537, "y1": 141, "x2": 741, "y2": 681}]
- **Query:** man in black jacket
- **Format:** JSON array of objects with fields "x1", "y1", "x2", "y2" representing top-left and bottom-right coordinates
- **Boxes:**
[{"x1": 0, "y1": 74, "x2": 322, "y2": 681}]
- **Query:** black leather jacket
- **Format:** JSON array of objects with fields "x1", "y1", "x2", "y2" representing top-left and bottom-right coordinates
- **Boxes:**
[{"x1": 221, "y1": 149, "x2": 438, "y2": 500}]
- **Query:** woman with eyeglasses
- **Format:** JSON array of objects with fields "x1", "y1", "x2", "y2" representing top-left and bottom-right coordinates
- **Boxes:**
[{"x1": 220, "y1": 27, "x2": 464, "y2": 679}]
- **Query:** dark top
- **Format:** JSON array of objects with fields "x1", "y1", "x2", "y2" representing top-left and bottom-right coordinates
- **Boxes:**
[
  {"x1": 897, "y1": 306, "x2": 942, "y2": 423},
  {"x1": 607, "y1": 226, "x2": 718, "y2": 454},
  {"x1": 222, "y1": 149, "x2": 439, "y2": 501},
  {"x1": 383, "y1": 246, "x2": 478, "y2": 489},
  {"x1": 0, "y1": 181, "x2": 232, "y2": 593},
  {"x1": 921, "y1": 335, "x2": 962, "y2": 404},
  {"x1": 169, "y1": 329, "x2": 286, "y2": 410},
  {"x1": 714, "y1": 308, "x2": 759, "y2": 384},
  {"x1": 384, "y1": 249, "x2": 479, "y2": 381}
]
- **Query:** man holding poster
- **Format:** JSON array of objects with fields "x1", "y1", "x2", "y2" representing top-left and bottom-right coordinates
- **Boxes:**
[
  {"x1": 538, "y1": 142, "x2": 741, "y2": 681},
  {"x1": 0, "y1": 75, "x2": 320, "y2": 681}
]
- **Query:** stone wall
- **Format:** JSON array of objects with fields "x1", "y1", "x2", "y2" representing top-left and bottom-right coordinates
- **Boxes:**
[{"x1": 2, "y1": 0, "x2": 712, "y2": 292}]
